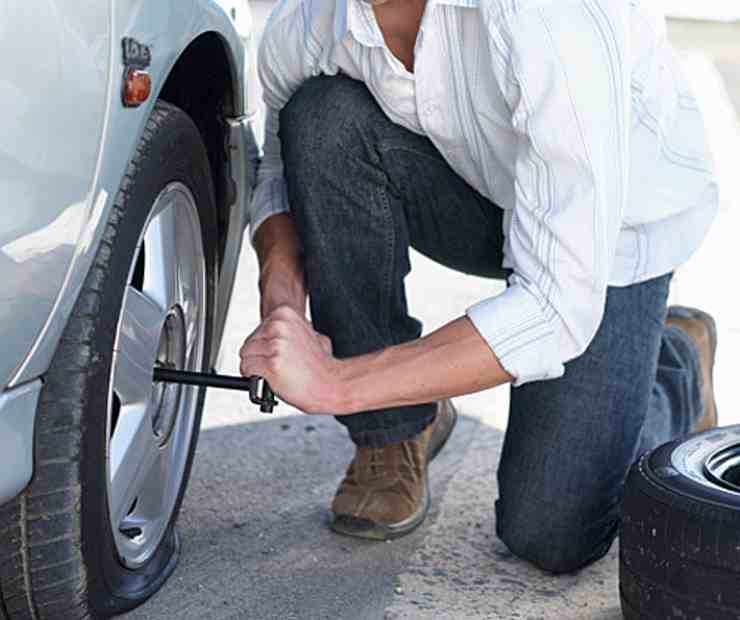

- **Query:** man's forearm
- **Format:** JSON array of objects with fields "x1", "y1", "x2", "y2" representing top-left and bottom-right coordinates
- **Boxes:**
[
  {"x1": 250, "y1": 215, "x2": 513, "y2": 412},
  {"x1": 253, "y1": 213, "x2": 307, "y2": 318},
  {"x1": 254, "y1": 212, "x2": 303, "y2": 268},
  {"x1": 334, "y1": 316, "x2": 514, "y2": 414}
]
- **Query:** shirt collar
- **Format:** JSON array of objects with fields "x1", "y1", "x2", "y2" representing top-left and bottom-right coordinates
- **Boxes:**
[
  {"x1": 336, "y1": 0, "x2": 481, "y2": 49},
  {"x1": 335, "y1": 0, "x2": 384, "y2": 48}
]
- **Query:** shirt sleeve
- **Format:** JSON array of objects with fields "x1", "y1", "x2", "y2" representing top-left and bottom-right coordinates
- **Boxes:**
[
  {"x1": 248, "y1": 10, "x2": 318, "y2": 244},
  {"x1": 467, "y1": 3, "x2": 631, "y2": 386}
]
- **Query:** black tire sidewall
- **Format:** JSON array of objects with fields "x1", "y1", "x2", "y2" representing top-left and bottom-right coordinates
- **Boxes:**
[
  {"x1": 78, "y1": 103, "x2": 217, "y2": 616},
  {"x1": 645, "y1": 426, "x2": 740, "y2": 520}
]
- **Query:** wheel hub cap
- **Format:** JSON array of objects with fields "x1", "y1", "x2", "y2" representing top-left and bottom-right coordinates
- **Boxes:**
[{"x1": 152, "y1": 307, "x2": 186, "y2": 445}]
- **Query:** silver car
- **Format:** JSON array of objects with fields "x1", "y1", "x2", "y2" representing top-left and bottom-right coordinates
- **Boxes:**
[{"x1": 0, "y1": 1, "x2": 259, "y2": 616}]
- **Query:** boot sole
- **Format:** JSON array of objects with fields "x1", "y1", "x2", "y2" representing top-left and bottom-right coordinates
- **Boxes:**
[{"x1": 330, "y1": 402, "x2": 458, "y2": 541}]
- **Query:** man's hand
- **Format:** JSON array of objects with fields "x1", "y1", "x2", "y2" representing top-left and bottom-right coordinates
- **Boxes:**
[
  {"x1": 239, "y1": 306, "x2": 344, "y2": 414},
  {"x1": 254, "y1": 213, "x2": 307, "y2": 319}
]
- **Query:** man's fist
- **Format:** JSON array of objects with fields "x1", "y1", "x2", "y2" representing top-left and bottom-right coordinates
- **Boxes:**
[{"x1": 239, "y1": 306, "x2": 344, "y2": 415}]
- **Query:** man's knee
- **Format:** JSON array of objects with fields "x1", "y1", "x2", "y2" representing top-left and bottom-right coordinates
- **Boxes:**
[
  {"x1": 279, "y1": 75, "x2": 380, "y2": 169},
  {"x1": 496, "y1": 499, "x2": 616, "y2": 574}
]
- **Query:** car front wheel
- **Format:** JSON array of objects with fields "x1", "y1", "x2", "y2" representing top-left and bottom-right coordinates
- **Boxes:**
[{"x1": 0, "y1": 101, "x2": 217, "y2": 619}]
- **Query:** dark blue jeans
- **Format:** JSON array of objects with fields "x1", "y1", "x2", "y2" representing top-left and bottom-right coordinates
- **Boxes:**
[{"x1": 279, "y1": 75, "x2": 704, "y2": 573}]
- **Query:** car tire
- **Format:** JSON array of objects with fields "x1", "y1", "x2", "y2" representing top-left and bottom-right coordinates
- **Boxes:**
[
  {"x1": 620, "y1": 425, "x2": 740, "y2": 619},
  {"x1": 0, "y1": 101, "x2": 217, "y2": 619}
]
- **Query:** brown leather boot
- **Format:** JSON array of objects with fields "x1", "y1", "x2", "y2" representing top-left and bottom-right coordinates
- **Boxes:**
[
  {"x1": 330, "y1": 400, "x2": 458, "y2": 541},
  {"x1": 666, "y1": 306, "x2": 719, "y2": 433}
]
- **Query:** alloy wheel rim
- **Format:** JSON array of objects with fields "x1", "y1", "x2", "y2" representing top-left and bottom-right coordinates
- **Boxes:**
[
  {"x1": 107, "y1": 183, "x2": 206, "y2": 569},
  {"x1": 704, "y1": 443, "x2": 740, "y2": 494}
]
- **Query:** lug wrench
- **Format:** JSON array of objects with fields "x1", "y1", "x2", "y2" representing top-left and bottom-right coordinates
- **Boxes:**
[{"x1": 152, "y1": 367, "x2": 278, "y2": 414}]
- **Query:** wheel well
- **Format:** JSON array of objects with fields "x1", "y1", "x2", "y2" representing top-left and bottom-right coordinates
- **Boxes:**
[{"x1": 159, "y1": 32, "x2": 238, "y2": 265}]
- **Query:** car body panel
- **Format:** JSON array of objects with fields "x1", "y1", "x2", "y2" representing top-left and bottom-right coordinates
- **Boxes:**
[
  {"x1": 0, "y1": 1, "x2": 112, "y2": 392},
  {"x1": 0, "y1": 380, "x2": 42, "y2": 504},
  {"x1": 5, "y1": 0, "x2": 257, "y2": 391}
]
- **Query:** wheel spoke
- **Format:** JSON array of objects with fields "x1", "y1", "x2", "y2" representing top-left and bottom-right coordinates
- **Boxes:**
[
  {"x1": 113, "y1": 286, "x2": 165, "y2": 405},
  {"x1": 143, "y1": 201, "x2": 179, "y2": 310},
  {"x1": 131, "y1": 428, "x2": 181, "y2": 521},
  {"x1": 109, "y1": 406, "x2": 161, "y2": 528}
]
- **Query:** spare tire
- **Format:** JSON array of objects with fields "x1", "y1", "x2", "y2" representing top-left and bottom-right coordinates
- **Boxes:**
[{"x1": 620, "y1": 425, "x2": 740, "y2": 619}]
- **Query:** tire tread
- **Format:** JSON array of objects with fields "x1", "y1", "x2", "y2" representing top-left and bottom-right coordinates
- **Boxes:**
[
  {"x1": 0, "y1": 101, "x2": 195, "y2": 620},
  {"x1": 620, "y1": 454, "x2": 740, "y2": 618}
]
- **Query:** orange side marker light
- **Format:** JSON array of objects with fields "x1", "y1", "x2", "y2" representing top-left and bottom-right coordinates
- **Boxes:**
[{"x1": 122, "y1": 68, "x2": 151, "y2": 108}]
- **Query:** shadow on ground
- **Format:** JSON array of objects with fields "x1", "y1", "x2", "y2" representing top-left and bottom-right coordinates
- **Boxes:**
[
  {"x1": 384, "y1": 419, "x2": 622, "y2": 620},
  {"x1": 128, "y1": 413, "x2": 484, "y2": 620},
  {"x1": 129, "y1": 411, "x2": 624, "y2": 620}
]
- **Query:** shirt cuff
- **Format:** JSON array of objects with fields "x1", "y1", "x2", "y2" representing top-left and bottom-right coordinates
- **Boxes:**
[
  {"x1": 249, "y1": 177, "x2": 291, "y2": 246},
  {"x1": 466, "y1": 283, "x2": 565, "y2": 386}
]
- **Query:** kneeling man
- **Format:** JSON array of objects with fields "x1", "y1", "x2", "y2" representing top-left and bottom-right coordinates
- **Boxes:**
[{"x1": 239, "y1": 0, "x2": 719, "y2": 574}]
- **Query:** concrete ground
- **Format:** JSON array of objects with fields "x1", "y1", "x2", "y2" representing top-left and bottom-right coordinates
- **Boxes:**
[{"x1": 128, "y1": 8, "x2": 740, "y2": 620}]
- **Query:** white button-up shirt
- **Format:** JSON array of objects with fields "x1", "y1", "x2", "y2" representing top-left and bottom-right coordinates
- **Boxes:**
[{"x1": 251, "y1": 0, "x2": 718, "y2": 386}]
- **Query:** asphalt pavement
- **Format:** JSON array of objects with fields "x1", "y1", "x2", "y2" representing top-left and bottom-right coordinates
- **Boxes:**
[{"x1": 128, "y1": 6, "x2": 740, "y2": 619}]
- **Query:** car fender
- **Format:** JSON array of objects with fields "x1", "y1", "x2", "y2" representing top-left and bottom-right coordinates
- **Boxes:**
[
  {"x1": 0, "y1": 1, "x2": 112, "y2": 391},
  {"x1": 7, "y1": 0, "x2": 254, "y2": 389}
]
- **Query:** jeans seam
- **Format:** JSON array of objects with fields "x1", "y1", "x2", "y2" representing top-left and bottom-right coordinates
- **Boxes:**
[
  {"x1": 379, "y1": 178, "x2": 396, "y2": 344},
  {"x1": 376, "y1": 143, "x2": 446, "y2": 162}
]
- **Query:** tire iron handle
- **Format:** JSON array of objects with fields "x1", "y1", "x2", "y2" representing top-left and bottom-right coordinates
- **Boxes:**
[{"x1": 152, "y1": 367, "x2": 278, "y2": 414}]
